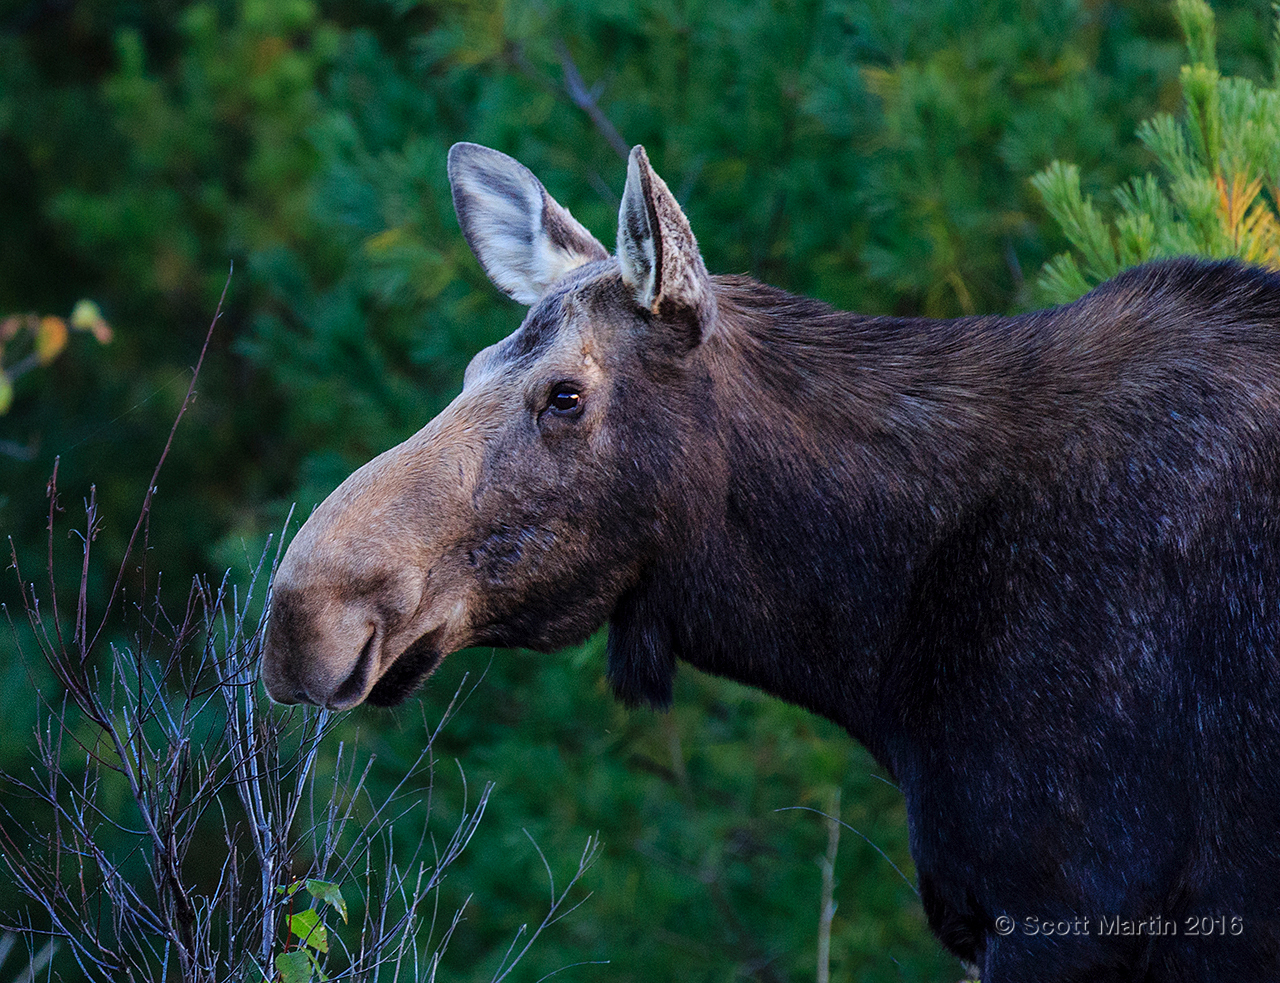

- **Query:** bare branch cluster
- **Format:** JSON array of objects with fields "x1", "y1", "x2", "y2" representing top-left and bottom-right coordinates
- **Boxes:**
[
  {"x1": 0, "y1": 281, "x2": 600, "y2": 982},
  {"x1": 1, "y1": 491, "x2": 495, "y2": 982}
]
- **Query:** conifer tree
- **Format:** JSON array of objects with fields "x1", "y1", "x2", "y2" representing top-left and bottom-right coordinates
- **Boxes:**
[{"x1": 1034, "y1": 0, "x2": 1280, "y2": 304}]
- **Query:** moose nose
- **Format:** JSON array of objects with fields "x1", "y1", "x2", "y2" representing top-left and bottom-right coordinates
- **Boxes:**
[
  {"x1": 262, "y1": 574, "x2": 423, "y2": 710},
  {"x1": 260, "y1": 588, "x2": 310, "y2": 705},
  {"x1": 261, "y1": 587, "x2": 368, "y2": 707}
]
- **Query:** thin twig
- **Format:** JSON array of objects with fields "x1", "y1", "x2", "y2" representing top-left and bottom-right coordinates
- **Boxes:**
[
  {"x1": 554, "y1": 41, "x2": 630, "y2": 160},
  {"x1": 776, "y1": 805, "x2": 918, "y2": 898},
  {"x1": 816, "y1": 787, "x2": 840, "y2": 983},
  {"x1": 86, "y1": 263, "x2": 233, "y2": 658},
  {"x1": 490, "y1": 834, "x2": 602, "y2": 983},
  {"x1": 510, "y1": 41, "x2": 631, "y2": 162}
]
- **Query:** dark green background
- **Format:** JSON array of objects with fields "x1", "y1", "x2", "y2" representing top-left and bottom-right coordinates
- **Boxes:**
[{"x1": 1, "y1": 0, "x2": 1275, "y2": 979}]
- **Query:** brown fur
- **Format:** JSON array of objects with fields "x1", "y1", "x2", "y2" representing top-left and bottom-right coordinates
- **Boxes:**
[{"x1": 263, "y1": 144, "x2": 1280, "y2": 981}]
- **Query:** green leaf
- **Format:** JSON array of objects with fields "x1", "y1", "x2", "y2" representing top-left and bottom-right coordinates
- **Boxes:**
[
  {"x1": 1031, "y1": 161, "x2": 1117, "y2": 283},
  {"x1": 305, "y1": 879, "x2": 348, "y2": 924},
  {"x1": 1174, "y1": 0, "x2": 1217, "y2": 72},
  {"x1": 275, "y1": 950, "x2": 313, "y2": 983},
  {"x1": 288, "y1": 908, "x2": 329, "y2": 953},
  {"x1": 1036, "y1": 253, "x2": 1092, "y2": 306}
]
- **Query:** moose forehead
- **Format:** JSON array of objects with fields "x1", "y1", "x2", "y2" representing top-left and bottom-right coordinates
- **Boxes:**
[{"x1": 465, "y1": 260, "x2": 627, "y2": 382}]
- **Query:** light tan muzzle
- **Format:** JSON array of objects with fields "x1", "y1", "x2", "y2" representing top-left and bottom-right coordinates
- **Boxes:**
[{"x1": 261, "y1": 407, "x2": 480, "y2": 709}]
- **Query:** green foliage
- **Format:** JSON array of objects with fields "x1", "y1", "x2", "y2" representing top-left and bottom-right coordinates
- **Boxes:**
[
  {"x1": 275, "y1": 949, "x2": 317, "y2": 983},
  {"x1": 3, "y1": 1, "x2": 1278, "y2": 981},
  {"x1": 272, "y1": 879, "x2": 349, "y2": 982},
  {"x1": 304, "y1": 879, "x2": 349, "y2": 924},
  {"x1": 848, "y1": 0, "x2": 1183, "y2": 315},
  {"x1": 1034, "y1": 0, "x2": 1280, "y2": 303},
  {"x1": 401, "y1": 641, "x2": 943, "y2": 982}
]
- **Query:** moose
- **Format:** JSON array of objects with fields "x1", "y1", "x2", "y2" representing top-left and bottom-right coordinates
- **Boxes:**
[{"x1": 263, "y1": 143, "x2": 1280, "y2": 981}]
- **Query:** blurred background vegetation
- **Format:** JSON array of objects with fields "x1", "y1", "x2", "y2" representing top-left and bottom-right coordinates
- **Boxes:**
[{"x1": 2, "y1": 0, "x2": 1278, "y2": 979}]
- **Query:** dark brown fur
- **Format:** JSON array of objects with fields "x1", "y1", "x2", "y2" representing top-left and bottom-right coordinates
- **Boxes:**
[{"x1": 263, "y1": 144, "x2": 1280, "y2": 982}]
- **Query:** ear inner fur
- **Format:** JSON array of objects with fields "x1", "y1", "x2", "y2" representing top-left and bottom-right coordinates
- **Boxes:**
[
  {"x1": 617, "y1": 147, "x2": 660, "y2": 309},
  {"x1": 448, "y1": 142, "x2": 607, "y2": 304},
  {"x1": 617, "y1": 145, "x2": 716, "y2": 331}
]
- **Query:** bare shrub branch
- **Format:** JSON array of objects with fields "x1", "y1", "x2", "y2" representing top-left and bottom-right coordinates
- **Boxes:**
[{"x1": 1, "y1": 282, "x2": 600, "y2": 982}]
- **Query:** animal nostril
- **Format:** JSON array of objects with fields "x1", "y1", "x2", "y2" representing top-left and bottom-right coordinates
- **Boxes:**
[{"x1": 329, "y1": 625, "x2": 378, "y2": 708}]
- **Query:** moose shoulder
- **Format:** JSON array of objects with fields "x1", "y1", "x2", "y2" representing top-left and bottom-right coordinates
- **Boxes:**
[{"x1": 262, "y1": 143, "x2": 1280, "y2": 981}]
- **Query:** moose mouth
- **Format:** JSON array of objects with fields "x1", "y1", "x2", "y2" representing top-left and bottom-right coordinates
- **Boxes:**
[{"x1": 364, "y1": 630, "x2": 447, "y2": 707}]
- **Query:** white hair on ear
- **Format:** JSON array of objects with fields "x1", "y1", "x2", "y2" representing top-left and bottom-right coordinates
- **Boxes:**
[
  {"x1": 449, "y1": 143, "x2": 607, "y2": 305},
  {"x1": 617, "y1": 148, "x2": 659, "y2": 310},
  {"x1": 616, "y1": 145, "x2": 715, "y2": 328}
]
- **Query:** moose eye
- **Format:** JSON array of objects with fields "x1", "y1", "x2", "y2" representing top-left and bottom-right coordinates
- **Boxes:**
[{"x1": 547, "y1": 387, "x2": 582, "y2": 415}]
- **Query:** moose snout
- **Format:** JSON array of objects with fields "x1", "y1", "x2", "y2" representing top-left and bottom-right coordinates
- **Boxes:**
[
  {"x1": 262, "y1": 589, "x2": 377, "y2": 709},
  {"x1": 261, "y1": 570, "x2": 427, "y2": 710}
]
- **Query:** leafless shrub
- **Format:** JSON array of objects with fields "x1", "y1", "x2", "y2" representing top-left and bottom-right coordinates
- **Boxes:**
[{"x1": 0, "y1": 279, "x2": 600, "y2": 982}]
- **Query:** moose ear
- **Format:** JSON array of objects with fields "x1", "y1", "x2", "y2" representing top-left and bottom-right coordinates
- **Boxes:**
[
  {"x1": 448, "y1": 143, "x2": 609, "y2": 305},
  {"x1": 617, "y1": 146, "x2": 715, "y2": 327}
]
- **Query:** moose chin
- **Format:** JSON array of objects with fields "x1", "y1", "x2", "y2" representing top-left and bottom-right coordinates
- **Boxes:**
[{"x1": 263, "y1": 141, "x2": 1280, "y2": 982}]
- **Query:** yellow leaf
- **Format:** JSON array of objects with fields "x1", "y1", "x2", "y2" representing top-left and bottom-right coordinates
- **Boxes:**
[
  {"x1": 0, "y1": 372, "x2": 12, "y2": 415},
  {"x1": 36, "y1": 316, "x2": 68, "y2": 365},
  {"x1": 860, "y1": 65, "x2": 896, "y2": 99},
  {"x1": 364, "y1": 228, "x2": 406, "y2": 256},
  {"x1": 70, "y1": 299, "x2": 113, "y2": 343},
  {"x1": 1215, "y1": 172, "x2": 1266, "y2": 253}
]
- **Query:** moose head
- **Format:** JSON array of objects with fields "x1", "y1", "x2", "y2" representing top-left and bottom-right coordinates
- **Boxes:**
[{"x1": 262, "y1": 143, "x2": 725, "y2": 710}]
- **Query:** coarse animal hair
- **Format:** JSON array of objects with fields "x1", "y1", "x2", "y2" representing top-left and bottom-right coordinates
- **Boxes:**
[{"x1": 264, "y1": 143, "x2": 1280, "y2": 982}]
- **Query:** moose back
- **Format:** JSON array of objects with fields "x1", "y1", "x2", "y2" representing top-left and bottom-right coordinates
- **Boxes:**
[{"x1": 263, "y1": 143, "x2": 1280, "y2": 981}]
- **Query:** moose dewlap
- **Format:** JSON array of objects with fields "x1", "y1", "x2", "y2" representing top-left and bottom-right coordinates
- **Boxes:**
[{"x1": 262, "y1": 143, "x2": 1280, "y2": 981}]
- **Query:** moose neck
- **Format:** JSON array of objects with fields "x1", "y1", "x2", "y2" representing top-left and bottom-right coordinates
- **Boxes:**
[{"x1": 609, "y1": 276, "x2": 1049, "y2": 766}]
